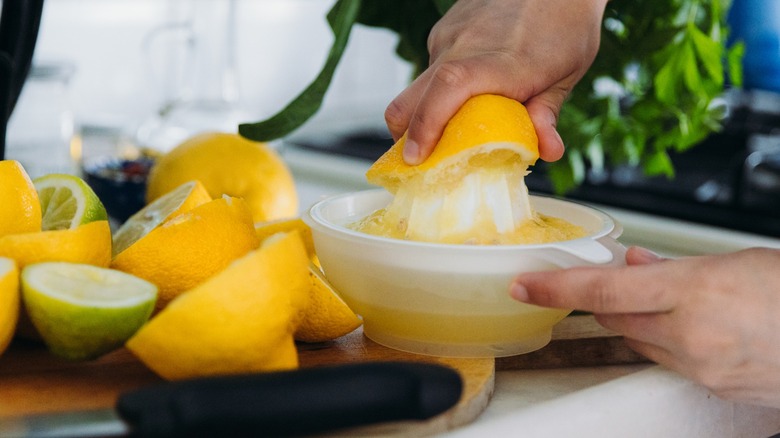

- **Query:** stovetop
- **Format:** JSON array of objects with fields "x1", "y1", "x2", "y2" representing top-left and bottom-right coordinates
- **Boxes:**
[{"x1": 288, "y1": 90, "x2": 780, "y2": 237}]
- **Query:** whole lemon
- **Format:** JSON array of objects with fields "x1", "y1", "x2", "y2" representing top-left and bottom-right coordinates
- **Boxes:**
[{"x1": 146, "y1": 132, "x2": 298, "y2": 222}]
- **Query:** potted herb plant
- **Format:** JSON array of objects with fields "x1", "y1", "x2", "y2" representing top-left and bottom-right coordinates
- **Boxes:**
[{"x1": 239, "y1": 0, "x2": 742, "y2": 193}]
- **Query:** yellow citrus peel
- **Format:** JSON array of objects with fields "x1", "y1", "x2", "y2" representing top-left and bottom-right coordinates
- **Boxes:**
[
  {"x1": 363, "y1": 94, "x2": 541, "y2": 244},
  {"x1": 126, "y1": 232, "x2": 310, "y2": 380},
  {"x1": 146, "y1": 132, "x2": 298, "y2": 222}
]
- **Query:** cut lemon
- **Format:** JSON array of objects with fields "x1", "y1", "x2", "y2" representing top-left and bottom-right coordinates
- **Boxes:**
[
  {"x1": 2, "y1": 221, "x2": 113, "y2": 341},
  {"x1": 112, "y1": 180, "x2": 211, "y2": 257},
  {"x1": 360, "y1": 94, "x2": 544, "y2": 244},
  {"x1": 0, "y1": 221, "x2": 112, "y2": 269},
  {"x1": 21, "y1": 262, "x2": 157, "y2": 360},
  {"x1": 366, "y1": 94, "x2": 539, "y2": 191},
  {"x1": 0, "y1": 160, "x2": 42, "y2": 237},
  {"x1": 111, "y1": 196, "x2": 260, "y2": 310},
  {"x1": 126, "y1": 231, "x2": 309, "y2": 380},
  {"x1": 33, "y1": 174, "x2": 108, "y2": 231},
  {"x1": 294, "y1": 263, "x2": 362, "y2": 343},
  {"x1": 255, "y1": 217, "x2": 317, "y2": 263},
  {"x1": 0, "y1": 257, "x2": 19, "y2": 357}
]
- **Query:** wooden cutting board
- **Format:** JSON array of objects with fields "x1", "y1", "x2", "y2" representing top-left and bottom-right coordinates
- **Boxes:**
[{"x1": 0, "y1": 315, "x2": 647, "y2": 436}]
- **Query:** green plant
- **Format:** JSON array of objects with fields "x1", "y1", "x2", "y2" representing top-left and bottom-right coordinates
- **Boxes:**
[{"x1": 238, "y1": 0, "x2": 742, "y2": 193}]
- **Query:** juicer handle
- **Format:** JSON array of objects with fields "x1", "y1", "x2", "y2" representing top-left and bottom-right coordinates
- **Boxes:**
[{"x1": 548, "y1": 237, "x2": 627, "y2": 267}]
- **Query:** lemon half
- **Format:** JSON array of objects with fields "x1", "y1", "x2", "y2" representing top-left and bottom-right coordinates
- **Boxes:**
[{"x1": 364, "y1": 94, "x2": 540, "y2": 244}]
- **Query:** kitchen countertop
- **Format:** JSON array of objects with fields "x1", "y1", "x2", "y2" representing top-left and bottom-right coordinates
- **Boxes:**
[{"x1": 282, "y1": 143, "x2": 780, "y2": 437}]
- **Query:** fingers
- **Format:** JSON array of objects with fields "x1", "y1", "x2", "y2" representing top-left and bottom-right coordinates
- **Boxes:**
[
  {"x1": 625, "y1": 246, "x2": 664, "y2": 265},
  {"x1": 524, "y1": 96, "x2": 565, "y2": 162},
  {"x1": 387, "y1": 56, "x2": 513, "y2": 165},
  {"x1": 384, "y1": 69, "x2": 433, "y2": 142},
  {"x1": 387, "y1": 58, "x2": 570, "y2": 165},
  {"x1": 400, "y1": 62, "x2": 478, "y2": 165},
  {"x1": 510, "y1": 262, "x2": 679, "y2": 313},
  {"x1": 595, "y1": 312, "x2": 673, "y2": 347},
  {"x1": 620, "y1": 337, "x2": 676, "y2": 368},
  {"x1": 387, "y1": 59, "x2": 571, "y2": 165}
]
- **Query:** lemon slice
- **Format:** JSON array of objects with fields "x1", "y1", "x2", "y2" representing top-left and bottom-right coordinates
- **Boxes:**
[
  {"x1": 21, "y1": 262, "x2": 158, "y2": 360},
  {"x1": 112, "y1": 180, "x2": 211, "y2": 257},
  {"x1": 255, "y1": 217, "x2": 317, "y2": 263},
  {"x1": 0, "y1": 257, "x2": 19, "y2": 357},
  {"x1": 33, "y1": 174, "x2": 108, "y2": 231},
  {"x1": 126, "y1": 231, "x2": 309, "y2": 380}
]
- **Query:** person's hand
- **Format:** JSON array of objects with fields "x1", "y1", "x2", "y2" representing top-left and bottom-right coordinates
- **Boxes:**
[
  {"x1": 510, "y1": 246, "x2": 780, "y2": 408},
  {"x1": 385, "y1": 0, "x2": 608, "y2": 165}
]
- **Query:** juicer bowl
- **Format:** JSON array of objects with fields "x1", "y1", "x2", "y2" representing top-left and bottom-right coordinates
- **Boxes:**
[{"x1": 303, "y1": 189, "x2": 626, "y2": 358}]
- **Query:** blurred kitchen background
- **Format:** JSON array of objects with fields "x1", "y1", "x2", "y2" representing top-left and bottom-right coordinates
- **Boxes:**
[
  {"x1": 4, "y1": 0, "x2": 410, "y2": 160},
  {"x1": 3, "y1": 0, "x2": 780, "y2": 237}
]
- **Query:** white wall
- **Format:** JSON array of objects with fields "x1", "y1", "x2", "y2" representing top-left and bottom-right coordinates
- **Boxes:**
[{"x1": 23, "y1": 0, "x2": 413, "y2": 142}]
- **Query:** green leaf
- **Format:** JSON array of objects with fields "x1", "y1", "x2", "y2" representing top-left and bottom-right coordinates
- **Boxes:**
[
  {"x1": 727, "y1": 41, "x2": 745, "y2": 86},
  {"x1": 431, "y1": 0, "x2": 456, "y2": 15},
  {"x1": 654, "y1": 50, "x2": 680, "y2": 105},
  {"x1": 356, "y1": 0, "x2": 444, "y2": 77},
  {"x1": 644, "y1": 149, "x2": 674, "y2": 177},
  {"x1": 548, "y1": 150, "x2": 586, "y2": 194},
  {"x1": 682, "y1": 40, "x2": 702, "y2": 94},
  {"x1": 689, "y1": 25, "x2": 724, "y2": 85},
  {"x1": 237, "y1": 0, "x2": 742, "y2": 194},
  {"x1": 586, "y1": 137, "x2": 605, "y2": 174},
  {"x1": 238, "y1": 0, "x2": 361, "y2": 142}
]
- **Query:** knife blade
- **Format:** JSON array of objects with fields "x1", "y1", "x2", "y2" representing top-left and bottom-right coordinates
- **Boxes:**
[{"x1": 1, "y1": 361, "x2": 463, "y2": 438}]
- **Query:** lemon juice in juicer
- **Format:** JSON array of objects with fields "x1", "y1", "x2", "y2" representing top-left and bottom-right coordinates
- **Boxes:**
[{"x1": 304, "y1": 94, "x2": 619, "y2": 356}]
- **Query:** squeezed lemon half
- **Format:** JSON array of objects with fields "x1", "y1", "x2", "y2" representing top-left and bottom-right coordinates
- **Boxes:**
[{"x1": 356, "y1": 94, "x2": 586, "y2": 245}]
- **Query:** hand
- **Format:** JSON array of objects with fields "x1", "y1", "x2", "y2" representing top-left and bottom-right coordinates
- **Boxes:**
[
  {"x1": 385, "y1": 0, "x2": 608, "y2": 165},
  {"x1": 510, "y1": 246, "x2": 780, "y2": 408}
]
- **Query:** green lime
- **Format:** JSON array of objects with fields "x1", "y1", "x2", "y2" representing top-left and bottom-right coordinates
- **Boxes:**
[
  {"x1": 33, "y1": 174, "x2": 108, "y2": 230},
  {"x1": 21, "y1": 262, "x2": 157, "y2": 360}
]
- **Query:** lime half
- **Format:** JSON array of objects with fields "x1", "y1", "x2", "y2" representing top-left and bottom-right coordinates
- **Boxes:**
[
  {"x1": 33, "y1": 174, "x2": 108, "y2": 230},
  {"x1": 21, "y1": 262, "x2": 157, "y2": 360}
]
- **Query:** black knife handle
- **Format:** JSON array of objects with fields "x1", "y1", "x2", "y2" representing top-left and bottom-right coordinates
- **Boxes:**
[{"x1": 117, "y1": 361, "x2": 463, "y2": 438}]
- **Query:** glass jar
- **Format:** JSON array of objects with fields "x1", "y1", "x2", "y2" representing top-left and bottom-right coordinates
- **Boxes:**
[{"x1": 6, "y1": 62, "x2": 77, "y2": 178}]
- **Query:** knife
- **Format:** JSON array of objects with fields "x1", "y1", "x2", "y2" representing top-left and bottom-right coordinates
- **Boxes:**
[{"x1": 1, "y1": 361, "x2": 463, "y2": 438}]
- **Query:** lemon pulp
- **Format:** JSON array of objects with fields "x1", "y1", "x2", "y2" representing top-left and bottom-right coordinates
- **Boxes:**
[{"x1": 351, "y1": 161, "x2": 586, "y2": 245}]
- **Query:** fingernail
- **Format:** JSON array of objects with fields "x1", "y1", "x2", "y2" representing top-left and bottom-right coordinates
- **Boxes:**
[
  {"x1": 509, "y1": 282, "x2": 529, "y2": 302},
  {"x1": 403, "y1": 140, "x2": 420, "y2": 165}
]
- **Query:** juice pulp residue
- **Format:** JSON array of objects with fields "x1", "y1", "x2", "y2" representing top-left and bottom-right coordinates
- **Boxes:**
[
  {"x1": 355, "y1": 149, "x2": 587, "y2": 245},
  {"x1": 349, "y1": 207, "x2": 587, "y2": 245}
]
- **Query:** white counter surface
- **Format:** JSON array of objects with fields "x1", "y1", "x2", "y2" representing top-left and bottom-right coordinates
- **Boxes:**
[{"x1": 283, "y1": 143, "x2": 780, "y2": 437}]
